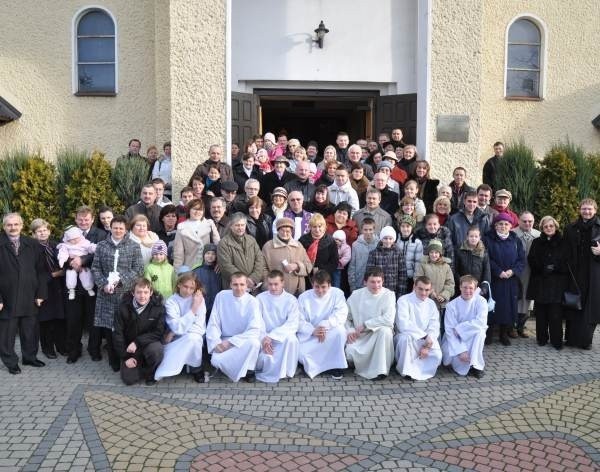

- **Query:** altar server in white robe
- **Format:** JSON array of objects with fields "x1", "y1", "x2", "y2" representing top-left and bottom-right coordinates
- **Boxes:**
[
  {"x1": 256, "y1": 270, "x2": 300, "y2": 383},
  {"x1": 155, "y1": 272, "x2": 206, "y2": 381},
  {"x1": 346, "y1": 267, "x2": 396, "y2": 380},
  {"x1": 442, "y1": 275, "x2": 487, "y2": 378},
  {"x1": 297, "y1": 270, "x2": 348, "y2": 379},
  {"x1": 206, "y1": 272, "x2": 262, "y2": 382},
  {"x1": 395, "y1": 276, "x2": 442, "y2": 380}
]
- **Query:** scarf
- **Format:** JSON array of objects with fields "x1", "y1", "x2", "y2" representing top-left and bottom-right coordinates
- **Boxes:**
[
  {"x1": 436, "y1": 212, "x2": 448, "y2": 226},
  {"x1": 39, "y1": 241, "x2": 59, "y2": 272},
  {"x1": 306, "y1": 238, "x2": 320, "y2": 263},
  {"x1": 496, "y1": 231, "x2": 510, "y2": 240}
]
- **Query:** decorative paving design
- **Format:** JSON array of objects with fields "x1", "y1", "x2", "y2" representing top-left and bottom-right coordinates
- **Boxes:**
[
  {"x1": 417, "y1": 438, "x2": 599, "y2": 472},
  {"x1": 189, "y1": 450, "x2": 366, "y2": 471},
  {"x1": 4, "y1": 326, "x2": 600, "y2": 471},
  {"x1": 431, "y1": 379, "x2": 600, "y2": 447}
]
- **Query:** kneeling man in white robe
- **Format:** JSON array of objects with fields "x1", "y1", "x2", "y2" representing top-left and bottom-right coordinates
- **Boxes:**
[
  {"x1": 395, "y1": 276, "x2": 442, "y2": 380},
  {"x1": 442, "y1": 275, "x2": 487, "y2": 378},
  {"x1": 346, "y1": 267, "x2": 396, "y2": 380},
  {"x1": 155, "y1": 273, "x2": 206, "y2": 382},
  {"x1": 256, "y1": 270, "x2": 300, "y2": 383},
  {"x1": 206, "y1": 272, "x2": 262, "y2": 382},
  {"x1": 298, "y1": 270, "x2": 348, "y2": 379}
]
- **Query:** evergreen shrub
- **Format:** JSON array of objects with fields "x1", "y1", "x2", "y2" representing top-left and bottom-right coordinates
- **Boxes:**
[
  {"x1": 112, "y1": 156, "x2": 150, "y2": 207},
  {"x1": 495, "y1": 139, "x2": 538, "y2": 214},
  {"x1": 534, "y1": 149, "x2": 579, "y2": 228}
]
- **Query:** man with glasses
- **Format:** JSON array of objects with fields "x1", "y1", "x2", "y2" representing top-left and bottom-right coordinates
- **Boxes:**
[
  {"x1": 283, "y1": 191, "x2": 313, "y2": 240},
  {"x1": 232, "y1": 178, "x2": 261, "y2": 213}
]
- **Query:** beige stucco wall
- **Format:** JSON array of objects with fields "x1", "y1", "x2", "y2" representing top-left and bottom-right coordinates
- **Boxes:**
[
  {"x1": 169, "y1": 0, "x2": 227, "y2": 194},
  {"x1": 479, "y1": 0, "x2": 600, "y2": 164},
  {"x1": 0, "y1": 0, "x2": 165, "y2": 162},
  {"x1": 426, "y1": 0, "x2": 484, "y2": 186}
]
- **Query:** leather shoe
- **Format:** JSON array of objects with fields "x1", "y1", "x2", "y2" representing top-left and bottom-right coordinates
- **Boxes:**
[
  {"x1": 66, "y1": 356, "x2": 78, "y2": 364},
  {"x1": 23, "y1": 359, "x2": 46, "y2": 367},
  {"x1": 43, "y1": 350, "x2": 57, "y2": 359},
  {"x1": 507, "y1": 328, "x2": 518, "y2": 339},
  {"x1": 8, "y1": 365, "x2": 21, "y2": 374}
]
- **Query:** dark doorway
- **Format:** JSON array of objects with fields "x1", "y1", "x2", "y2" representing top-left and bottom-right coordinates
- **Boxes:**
[{"x1": 258, "y1": 91, "x2": 376, "y2": 150}]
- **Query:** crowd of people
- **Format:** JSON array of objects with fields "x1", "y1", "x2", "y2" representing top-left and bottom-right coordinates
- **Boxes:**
[{"x1": 1, "y1": 130, "x2": 599, "y2": 385}]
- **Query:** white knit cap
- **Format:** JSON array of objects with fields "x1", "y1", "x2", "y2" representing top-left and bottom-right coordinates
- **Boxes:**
[
  {"x1": 379, "y1": 226, "x2": 397, "y2": 241},
  {"x1": 332, "y1": 230, "x2": 346, "y2": 242}
]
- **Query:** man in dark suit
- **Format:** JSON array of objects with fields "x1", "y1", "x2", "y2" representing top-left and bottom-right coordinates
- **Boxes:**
[
  {"x1": 64, "y1": 205, "x2": 108, "y2": 363},
  {"x1": 0, "y1": 213, "x2": 48, "y2": 374}
]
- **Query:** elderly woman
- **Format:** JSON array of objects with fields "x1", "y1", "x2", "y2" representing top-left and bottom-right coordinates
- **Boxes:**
[
  {"x1": 128, "y1": 214, "x2": 159, "y2": 266},
  {"x1": 414, "y1": 161, "x2": 440, "y2": 213},
  {"x1": 217, "y1": 212, "x2": 265, "y2": 288},
  {"x1": 172, "y1": 198, "x2": 220, "y2": 271},
  {"x1": 305, "y1": 185, "x2": 335, "y2": 217},
  {"x1": 245, "y1": 196, "x2": 273, "y2": 248},
  {"x1": 564, "y1": 198, "x2": 600, "y2": 349},
  {"x1": 262, "y1": 217, "x2": 313, "y2": 295},
  {"x1": 433, "y1": 196, "x2": 452, "y2": 226},
  {"x1": 483, "y1": 213, "x2": 526, "y2": 346},
  {"x1": 527, "y1": 216, "x2": 568, "y2": 350},
  {"x1": 264, "y1": 187, "x2": 288, "y2": 222},
  {"x1": 91, "y1": 215, "x2": 143, "y2": 371},
  {"x1": 325, "y1": 202, "x2": 358, "y2": 246},
  {"x1": 299, "y1": 213, "x2": 339, "y2": 281},
  {"x1": 30, "y1": 218, "x2": 66, "y2": 359}
]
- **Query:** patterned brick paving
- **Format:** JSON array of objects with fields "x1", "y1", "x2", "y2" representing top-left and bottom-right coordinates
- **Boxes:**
[
  {"x1": 417, "y1": 438, "x2": 600, "y2": 472},
  {"x1": 190, "y1": 450, "x2": 366, "y2": 472}
]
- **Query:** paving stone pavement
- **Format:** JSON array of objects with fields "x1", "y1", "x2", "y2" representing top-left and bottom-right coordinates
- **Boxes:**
[{"x1": 1, "y1": 322, "x2": 599, "y2": 471}]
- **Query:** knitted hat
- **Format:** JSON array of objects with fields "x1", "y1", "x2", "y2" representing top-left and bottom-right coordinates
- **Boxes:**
[
  {"x1": 332, "y1": 230, "x2": 346, "y2": 242},
  {"x1": 377, "y1": 161, "x2": 394, "y2": 171},
  {"x1": 380, "y1": 226, "x2": 397, "y2": 241},
  {"x1": 276, "y1": 217, "x2": 294, "y2": 230},
  {"x1": 63, "y1": 226, "x2": 83, "y2": 242},
  {"x1": 271, "y1": 187, "x2": 288, "y2": 199},
  {"x1": 264, "y1": 132, "x2": 276, "y2": 144},
  {"x1": 398, "y1": 215, "x2": 416, "y2": 228},
  {"x1": 427, "y1": 239, "x2": 444, "y2": 254},
  {"x1": 151, "y1": 240, "x2": 167, "y2": 256},
  {"x1": 493, "y1": 212, "x2": 513, "y2": 225},
  {"x1": 203, "y1": 243, "x2": 218, "y2": 256}
]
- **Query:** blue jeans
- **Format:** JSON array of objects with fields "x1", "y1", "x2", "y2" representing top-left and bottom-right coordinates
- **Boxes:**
[{"x1": 332, "y1": 269, "x2": 342, "y2": 288}]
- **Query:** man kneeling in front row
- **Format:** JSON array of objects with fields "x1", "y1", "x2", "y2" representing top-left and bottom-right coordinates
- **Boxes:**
[
  {"x1": 442, "y1": 275, "x2": 488, "y2": 378},
  {"x1": 113, "y1": 277, "x2": 165, "y2": 385},
  {"x1": 345, "y1": 267, "x2": 396, "y2": 380},
  {"x1": 395, "y1": 276, "x2": 442, "y2": 381}
]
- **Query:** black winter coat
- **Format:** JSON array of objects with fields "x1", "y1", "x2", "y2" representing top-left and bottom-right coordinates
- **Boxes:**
[
  {"x1": 113, "y1": 293, "x2": 166, "y2": 359},
  {"x1": 527, "y1": 232, "x2": 568, "y2": 304},
  {"x1": 298, "y1": 233, "x2": 339, "y2": 279},
  {"x1": 0, "y1": 234, "x2": 48, "y2": 319},
  {"x1": 455, "y1": 242, "x2": 491, "y2": 287}
]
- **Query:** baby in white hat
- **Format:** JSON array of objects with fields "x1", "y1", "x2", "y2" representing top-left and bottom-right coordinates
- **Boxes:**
[{"x1": 57, "y1": 226, "x2": 97, "y2": 299}]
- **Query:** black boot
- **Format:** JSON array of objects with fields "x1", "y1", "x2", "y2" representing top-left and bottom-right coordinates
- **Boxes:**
[{"x1": 499, "y1": 325, "x2": 511, "y2": 346}]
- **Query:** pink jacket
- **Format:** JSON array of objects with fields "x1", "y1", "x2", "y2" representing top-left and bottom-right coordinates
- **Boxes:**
[{"x1": 337, "y1": 242, "x2": 351, "y2": 269}]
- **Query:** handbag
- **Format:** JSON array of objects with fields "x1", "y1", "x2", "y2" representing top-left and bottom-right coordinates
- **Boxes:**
[
  {"x1": 480, "y1": 281, "x2": 496, "y2": 312},
  {"x1": 563, "y1": 264, "x2": 582, "y2": 310}
]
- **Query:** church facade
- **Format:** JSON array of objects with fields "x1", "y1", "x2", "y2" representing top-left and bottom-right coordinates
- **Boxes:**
[{"x1": 1, "y1": 0, "x2": 598, "y2": 191}]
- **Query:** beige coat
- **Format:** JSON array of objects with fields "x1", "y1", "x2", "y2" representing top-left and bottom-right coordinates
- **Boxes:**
[
  {"x1": 262, "y1": 236, "x2": 313, "y2": 296},
  {"x1": 172, "y1": 218, "x2": 220, "y2": 271},
  {"x1": 414, "y1": 256, "x2": 455, "y2": 309}
]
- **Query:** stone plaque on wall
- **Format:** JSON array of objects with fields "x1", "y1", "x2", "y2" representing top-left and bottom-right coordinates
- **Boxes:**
[{"x1": 436, "y1": 115, "x2": 469, "y2": 143}]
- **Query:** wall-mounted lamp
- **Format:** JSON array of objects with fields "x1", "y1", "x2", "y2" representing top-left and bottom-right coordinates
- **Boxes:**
[{"x1": 313, "y1": 20, "x2": 329, "y2": 49}]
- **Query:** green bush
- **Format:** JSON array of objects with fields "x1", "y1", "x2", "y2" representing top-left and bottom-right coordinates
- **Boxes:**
[
  {"x1": 495, "y1": 139, "x2": 538, "y2": 214},
  {"x1": 56, "y1": 147, "x2": 88, "y2": 222},
  {"x1": 0, "y1": 148, "x2": 30, "y2": 214},
  {"x1": 550, "y1": 140, "x2": 593, "y2": 201},
  {"x1": 586, "y1": 152, "x2": 600, "y2": 203},
  {"x1": 12, "y1": 156, "x2": 61, "y2": 233},
  {"x1": 534, "y1": 149, "x2": 579, "y2": 228},
  {"x1": 112, "y1": 155, "x2": 150, "y2": 208},
  {"x1": 65, "y1": 150, "x2": 124, "y2": 219}
]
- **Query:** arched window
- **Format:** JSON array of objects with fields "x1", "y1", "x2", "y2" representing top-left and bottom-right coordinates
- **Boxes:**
[
  {"x1": 506, "y1": 18, "x2": 543, "y2": 98},
  {"x1": 74, "y1": 8, "x2": 116, "y2": 95}
]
